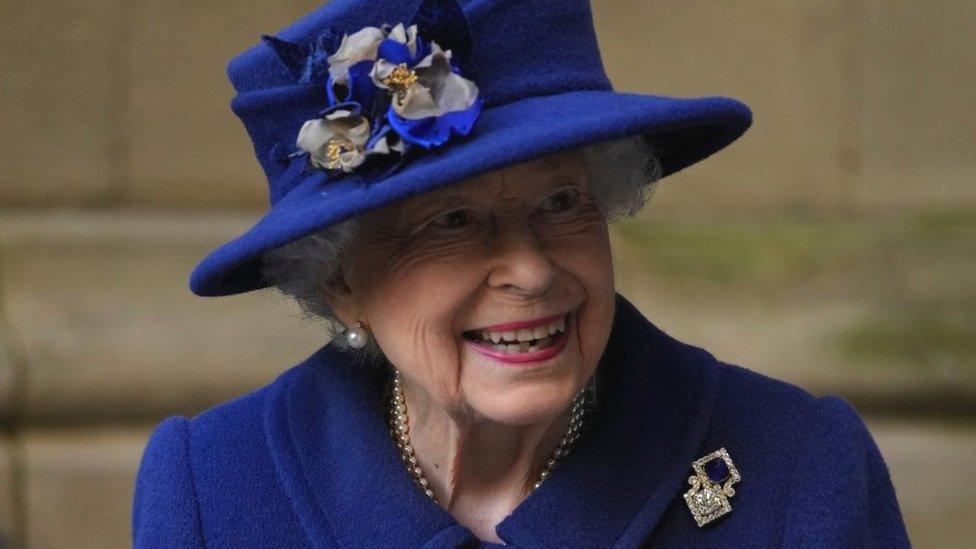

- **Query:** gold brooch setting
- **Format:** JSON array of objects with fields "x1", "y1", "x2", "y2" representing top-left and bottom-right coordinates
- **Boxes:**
[{"x1": 684, "y1": 447, "x2": 741, "y2": 527}]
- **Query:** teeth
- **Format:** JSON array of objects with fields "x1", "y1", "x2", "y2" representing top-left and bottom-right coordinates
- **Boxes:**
[
  {"x1": 556, "y1": 317, "x2": 565, "y2": 333},
  {"x1": 475, "y1": 315, "x2": 568, "y2": 346}
]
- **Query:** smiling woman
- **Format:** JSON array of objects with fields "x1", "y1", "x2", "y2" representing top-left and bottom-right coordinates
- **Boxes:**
[
  {"x1": 316, "y1": 150, "x2": 620, "y2": 532},
  {"x1": 131, "y1": 0, "x2": 910, "y2": 547}
]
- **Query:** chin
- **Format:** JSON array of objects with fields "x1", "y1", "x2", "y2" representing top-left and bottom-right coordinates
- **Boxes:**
[{"x1": 461, "y1": 370, "x2": 584, "y2": 426}]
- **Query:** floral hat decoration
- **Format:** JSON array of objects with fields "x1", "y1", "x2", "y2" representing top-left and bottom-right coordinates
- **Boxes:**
[
  {"x1": 277, "y1": 9, "x2": 483, "y2": 175},
  {"x1": 189, "y1": 0, "x2": 752, "y2": 297}
]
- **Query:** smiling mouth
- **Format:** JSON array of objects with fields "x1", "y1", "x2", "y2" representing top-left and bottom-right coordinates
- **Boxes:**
[{"x1": 462, "y1": 313, "x2": 570, "y2": 355}]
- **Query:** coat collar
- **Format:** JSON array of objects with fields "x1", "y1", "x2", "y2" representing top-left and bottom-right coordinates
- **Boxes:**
[{"x1": 264, "y1": 294, "x2": 721, "y2": 548}]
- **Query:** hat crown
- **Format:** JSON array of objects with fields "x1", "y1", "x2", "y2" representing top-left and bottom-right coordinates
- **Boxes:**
[
  {"x1": 454, "y1": 0, "x2": 612, "y2": 106},
  {"x1": 226, "y1": 0, "x2": 611, "y2": 204},
  {"x1": 228, "y1": 0, "x2": 611, "y2": 102}
]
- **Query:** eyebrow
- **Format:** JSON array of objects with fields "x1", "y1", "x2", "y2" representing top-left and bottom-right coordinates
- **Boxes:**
[
  {"x1": 417, "y1": 188, "x2": 469, "y2": 209},
  {"x1": 417, "y1": 163, "x2": 585, "y2": 205}
]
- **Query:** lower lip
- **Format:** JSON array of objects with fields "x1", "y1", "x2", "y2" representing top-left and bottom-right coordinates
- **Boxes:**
[{"x1": 464, "y1": 314, "x2": 572, "y2": 364}]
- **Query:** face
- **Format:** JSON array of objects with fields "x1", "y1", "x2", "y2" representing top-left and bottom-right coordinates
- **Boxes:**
[{"x1": 330, "y1": 150, "x2": 616, "y2": 426}]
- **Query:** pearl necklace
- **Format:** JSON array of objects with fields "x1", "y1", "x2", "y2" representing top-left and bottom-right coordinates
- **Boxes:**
[{"x1": 386, "y1": 369, "x2": 590, "y2": 503}]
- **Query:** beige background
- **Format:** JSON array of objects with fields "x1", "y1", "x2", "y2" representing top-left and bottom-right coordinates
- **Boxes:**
[{"x1": 1, "y1": 1, "x2": 974, "y2": 547}]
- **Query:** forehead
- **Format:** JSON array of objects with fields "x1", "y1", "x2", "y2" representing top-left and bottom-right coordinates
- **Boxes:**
[{"x1": 416, "y1": 149, "x2": 587, "y2": 205}]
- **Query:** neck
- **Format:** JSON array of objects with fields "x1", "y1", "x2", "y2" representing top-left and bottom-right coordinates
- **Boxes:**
[{"x1": 397, "y1": 375, "x2": 575, "y2": 543}]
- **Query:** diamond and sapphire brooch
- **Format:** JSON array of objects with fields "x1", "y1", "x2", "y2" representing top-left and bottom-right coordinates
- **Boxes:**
[{"x1": 684, "y1": 447, "x2": 741, "y2": 527}]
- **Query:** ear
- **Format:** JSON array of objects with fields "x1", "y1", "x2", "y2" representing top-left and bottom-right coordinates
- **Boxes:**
[{"x1": 321, "y1": 270, "x2": 361, "y2": 329}]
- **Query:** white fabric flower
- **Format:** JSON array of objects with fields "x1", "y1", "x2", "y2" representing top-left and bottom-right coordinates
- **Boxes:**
[
  {"x1": 369, "y1": 132, "x2": 407, "y2": 156},
  {"x1": 371, "y1": 43, "x2": 480, "y2": 120},
  {"x1": 296, "y1": 109, "x2": 372, "y2": 172},
  {"x1": 326, "y1": 26, "x2": 385, "y2": 85}
]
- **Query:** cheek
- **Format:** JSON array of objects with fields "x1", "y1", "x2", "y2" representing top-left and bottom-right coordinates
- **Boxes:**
[
  {"x1": 358, "y1": 252, "x2": 485, "y2": 407},
  {"x1": 549, "y1": 222, "x2": 616, "y2": 366}
]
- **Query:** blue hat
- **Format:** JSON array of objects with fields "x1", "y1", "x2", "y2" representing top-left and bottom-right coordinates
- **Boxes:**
[{"x1": 190, "y1": 0, "x2": 752, "y2": 297}]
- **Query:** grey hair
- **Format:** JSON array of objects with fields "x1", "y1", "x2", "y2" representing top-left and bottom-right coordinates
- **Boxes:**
[{"x1": 260, "y1": 134, "x2": 662, "y2": 357}]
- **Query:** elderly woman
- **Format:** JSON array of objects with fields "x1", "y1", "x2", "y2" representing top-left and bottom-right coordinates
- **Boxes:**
[{"x1": 132, "y1": 0, "x2": 910, "y2": 547}]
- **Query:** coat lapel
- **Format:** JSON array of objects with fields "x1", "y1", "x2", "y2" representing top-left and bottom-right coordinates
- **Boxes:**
[
  {"x1": 265, "y1": 294, "x2": 720, "y2": 547},
  {"x1": 264, "y1": 344, "x2": 469, "y2": 548}
]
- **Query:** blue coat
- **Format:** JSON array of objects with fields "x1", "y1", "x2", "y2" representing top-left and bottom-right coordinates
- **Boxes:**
[{"x1": 132, "y1": 295, "x2": 910, "y2": 547}]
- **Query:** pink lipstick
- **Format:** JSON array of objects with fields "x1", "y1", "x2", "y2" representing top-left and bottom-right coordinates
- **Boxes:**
[{"x1": 462, "y1": 311, "x2": 572, "y2": 364}]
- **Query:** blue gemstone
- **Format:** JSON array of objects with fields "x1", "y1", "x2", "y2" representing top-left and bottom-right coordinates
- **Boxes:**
[{"x1": 705, "y1": 458, "x2": 729, "y2": 483}]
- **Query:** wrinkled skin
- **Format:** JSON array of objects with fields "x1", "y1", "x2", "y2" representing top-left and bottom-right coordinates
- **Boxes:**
[{"x1": 327, "y1": 149, "x2": 616, "y2": 540}]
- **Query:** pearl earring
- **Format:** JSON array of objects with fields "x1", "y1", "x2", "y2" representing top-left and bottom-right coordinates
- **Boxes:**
[{"x1": 345, "y1": 321, "x2": 369, "y2": 349}]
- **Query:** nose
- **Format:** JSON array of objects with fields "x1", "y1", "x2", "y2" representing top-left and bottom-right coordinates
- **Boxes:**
[{"x1": 485, "y1": 220, "x2": 557, "y2": 297}]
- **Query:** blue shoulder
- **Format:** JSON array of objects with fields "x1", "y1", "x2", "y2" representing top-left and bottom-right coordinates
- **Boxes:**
[
  {"x1": 780, "y1": 394, "x2": 910, "y2": 547},
  {"x1": 132, "y1": 415, "x2": 204, "y2": 548},
  {"x1": 132, "y1": 364, "x2": 312, "y2": 547},
  {"x1": 707, "y1": 361, "x2": 910, "y2": 547}
]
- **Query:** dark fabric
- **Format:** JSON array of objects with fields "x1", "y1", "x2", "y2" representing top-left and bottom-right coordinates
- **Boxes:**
[
  {"x1": 132, "y1": 294, "x2": 910, "y2": 547},
  {"x1": 188, "y1": 0, "x2": 753, "y2": 297}
]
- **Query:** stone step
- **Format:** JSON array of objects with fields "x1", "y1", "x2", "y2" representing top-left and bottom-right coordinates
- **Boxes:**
[
  {"x1": 612, "y1": 212, "x2": 976, "y2": 415},
  {"x1": 0, "y1": 436, "x2": 15, "y2": 548},
  {"x1": 17, "y1": 427, "x2": 148, "y2": 549},
  {"x1": 0, "y1": 0, "x2": 322, "y2": 210},
  {"x1": 866, "y1": 419, "x2": 976, "y2": 548},
  {"x1": 0, "y1": 210, "x2": 329, "y2": 424}
]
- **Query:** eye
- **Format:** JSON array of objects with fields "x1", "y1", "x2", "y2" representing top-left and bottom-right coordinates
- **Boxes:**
[
  {"x1": 540, "y1": 188, "x2": 580, "y2": 213},
  {"x1": 429, "y1": 208, "x2": 475, "y2": 229}
]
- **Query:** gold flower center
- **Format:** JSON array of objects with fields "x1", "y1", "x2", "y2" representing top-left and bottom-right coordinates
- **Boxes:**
[
  {"x1": 325, "y1": 137, "x2": 358, "y2": 170},
  {"x1": 382, "y1": 63, "x2": 418, "y2": 101}
]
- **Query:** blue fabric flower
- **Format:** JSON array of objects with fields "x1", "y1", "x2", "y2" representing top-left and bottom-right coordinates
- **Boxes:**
[{"x1": 371, "y1": 29, "x2": 482, "y2": 149}]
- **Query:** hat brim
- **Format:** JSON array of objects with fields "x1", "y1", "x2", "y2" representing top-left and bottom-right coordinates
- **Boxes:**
[{"x1": 190, "y1": 89, "x2": 751, "y2": 296}]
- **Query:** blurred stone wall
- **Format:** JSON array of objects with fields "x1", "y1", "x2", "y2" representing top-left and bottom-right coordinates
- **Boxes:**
[{"x1": 1, "y1": 1, "x2": 973, "y2": 547}]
